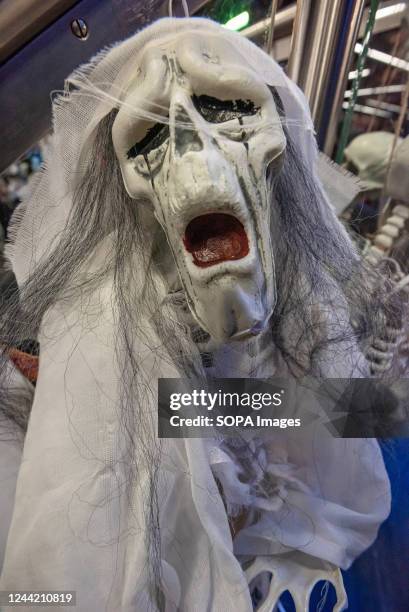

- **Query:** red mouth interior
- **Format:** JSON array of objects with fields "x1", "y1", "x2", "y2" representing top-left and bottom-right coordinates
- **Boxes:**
[{"x1": 184, "y1": 213, "x2": 249, "y2": 268}]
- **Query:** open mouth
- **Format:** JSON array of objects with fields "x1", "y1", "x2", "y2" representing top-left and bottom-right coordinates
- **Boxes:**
[{"x1": 183, "y1": 213, "x2": 249, "y2": 268}]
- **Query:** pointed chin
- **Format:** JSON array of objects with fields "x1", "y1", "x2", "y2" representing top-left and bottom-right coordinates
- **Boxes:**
[{"x1": 184, "y1": 271, "x2": 275, "y2": 343}]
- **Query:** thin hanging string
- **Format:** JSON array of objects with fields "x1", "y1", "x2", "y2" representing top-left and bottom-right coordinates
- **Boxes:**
[
  {"x1": 377, "y1": 73, "x2": 409, "y2": 228},
  {"x1": 168, "y1": 0, "x2": 189, "y2": 18},
  {"x1": 265, "y1": 0, "x2": 279, "y2": 56},
  {"x1": 384, "y1": 74, "x2": 409, "y2": 192},
  {"x1": 181, "y1": 0, "x2": 189, "y2": 17}
]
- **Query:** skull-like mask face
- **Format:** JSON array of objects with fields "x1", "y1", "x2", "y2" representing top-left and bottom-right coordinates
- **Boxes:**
[{"x1": 113, "y1": 31, "x2": 286, "y2": 342}]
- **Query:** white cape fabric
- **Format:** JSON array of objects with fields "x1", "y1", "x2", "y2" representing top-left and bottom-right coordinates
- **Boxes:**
[
  {"x1": 0, "y1": 17, "x2": 390, "y2": 612},
  {"x1": 0, "y1": 254, "x2": 390, "y2": 611},
  {"x1": 0, "y1": 363, "x2": 28, "y2": 572}
]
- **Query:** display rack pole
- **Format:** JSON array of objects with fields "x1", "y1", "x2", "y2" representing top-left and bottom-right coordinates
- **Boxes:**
[
  {"x1": 323, "y1": 0, "x2": 366, "y2": 155},
  {"x1": 287, "y1": 0, "x2": 312, "y2": 84}
]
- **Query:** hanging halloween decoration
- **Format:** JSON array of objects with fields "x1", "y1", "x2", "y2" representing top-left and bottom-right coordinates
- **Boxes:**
[{"x1": 0, "y1": 17, "x2": 398, "y2": 612}]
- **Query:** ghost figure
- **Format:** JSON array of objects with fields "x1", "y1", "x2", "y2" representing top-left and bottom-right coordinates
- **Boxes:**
[{"x1": 0, "y1": 18, "x2": 392, "y2": 612}]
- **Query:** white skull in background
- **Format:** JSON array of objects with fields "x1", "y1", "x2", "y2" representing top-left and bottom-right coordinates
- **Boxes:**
[{"x1": 113, "y1": 32, "x2": 286, "y2": 341}]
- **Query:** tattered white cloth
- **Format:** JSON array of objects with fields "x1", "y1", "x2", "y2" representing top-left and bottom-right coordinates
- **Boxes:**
[{"x1": 0, "y1": 18, "x2": 390, "y2": 612}]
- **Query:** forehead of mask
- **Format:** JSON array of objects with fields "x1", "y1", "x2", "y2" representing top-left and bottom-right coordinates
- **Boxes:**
[{"x1": 111, "y1": 30, "x2": 284, "y2": 158}]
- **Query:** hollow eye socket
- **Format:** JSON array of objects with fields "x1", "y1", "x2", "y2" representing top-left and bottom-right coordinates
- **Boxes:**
[
  {"x1": 127, "y1": 120, "x2": 169, "y2": 159},
  {"x1": 126, "y1": 95, "x2": 260, "y2": 159},
  {"x1": 192, "y1": 94, "x2": 260, "y2": 123}
]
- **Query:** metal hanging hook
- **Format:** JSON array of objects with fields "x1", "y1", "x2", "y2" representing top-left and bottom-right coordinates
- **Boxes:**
[{"x1": 168, "y1": 0, "x2": 190, "y2": 18}]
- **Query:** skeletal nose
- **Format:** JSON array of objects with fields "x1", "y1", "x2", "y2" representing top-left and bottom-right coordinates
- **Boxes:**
[{"x1": 174, "y1": 107, "x2": 203, "y2": 156}]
